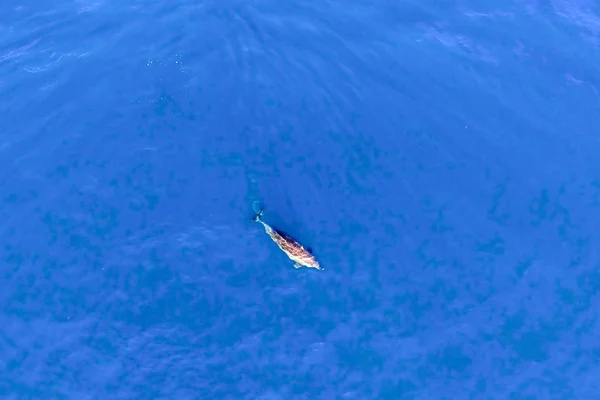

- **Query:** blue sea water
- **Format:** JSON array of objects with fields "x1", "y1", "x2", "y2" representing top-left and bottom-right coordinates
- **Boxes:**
[{"x1": 2, "y1": 0, "x2": 600, "y2": 398}]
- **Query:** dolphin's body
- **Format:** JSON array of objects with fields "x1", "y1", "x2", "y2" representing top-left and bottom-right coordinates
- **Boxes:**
[{"x1": 252, "y1": 209, "x2": 322, "y2": 270}]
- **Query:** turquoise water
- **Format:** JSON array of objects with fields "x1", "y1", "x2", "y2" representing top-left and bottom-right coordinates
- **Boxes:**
[{"x1": 2, "y1": 0, "x2": 600, "y2": 398}]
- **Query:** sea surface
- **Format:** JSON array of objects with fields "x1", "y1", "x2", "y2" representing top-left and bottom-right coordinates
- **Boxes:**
[{"x1": 2, "y1": 0, "x2": 600, "y2": 399}]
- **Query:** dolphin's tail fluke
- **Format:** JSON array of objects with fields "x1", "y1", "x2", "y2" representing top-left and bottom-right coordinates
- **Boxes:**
[{"x1": 252, "y1": 209, "x2": 264, "y2": 222}]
